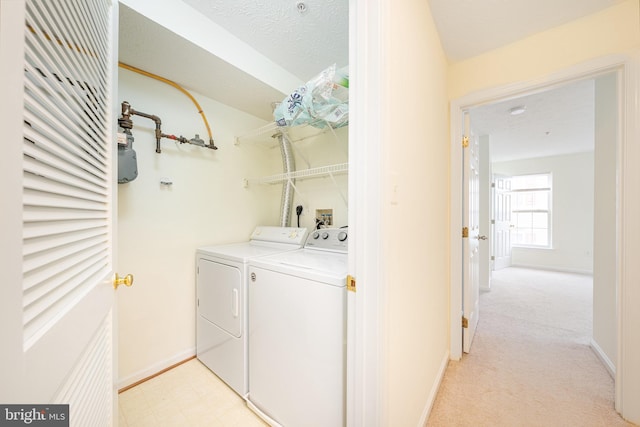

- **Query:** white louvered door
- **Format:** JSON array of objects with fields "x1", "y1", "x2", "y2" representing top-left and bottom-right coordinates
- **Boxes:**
[{"x1": 0, "y1": 0, "x2": 118, "y2": 425}]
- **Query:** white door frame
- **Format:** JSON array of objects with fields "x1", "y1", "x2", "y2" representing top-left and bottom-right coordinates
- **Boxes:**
[
  {"x1": 347, "y1": 1, "x2": 386, "y2": 426},
  {"x1": 449, "y1": 53, "x2": 640, "y2": 422}
]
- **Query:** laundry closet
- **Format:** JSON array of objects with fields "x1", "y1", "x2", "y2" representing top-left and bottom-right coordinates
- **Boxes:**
[{"x1": 115, "y1": 2, "x2": 349, "y2": 400}]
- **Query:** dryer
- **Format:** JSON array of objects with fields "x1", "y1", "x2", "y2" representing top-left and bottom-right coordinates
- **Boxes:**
[
  {"x1": 247, "y1": 227, "x2": 348, "y2": 427},
  {"x1": 196, "y1": 226, "x2": 308, "y2": 398}
]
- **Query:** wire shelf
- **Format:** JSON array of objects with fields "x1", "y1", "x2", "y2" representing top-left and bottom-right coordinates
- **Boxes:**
[
  {"x1": 246, "y1": 163, "x2": 348, "y2": 185},
  {"x1": 234, "y1": 120, "x2": 341, "y2": 147},
  {"x1": 234, "y1": 122, "x2": 281, "y2": 146}
]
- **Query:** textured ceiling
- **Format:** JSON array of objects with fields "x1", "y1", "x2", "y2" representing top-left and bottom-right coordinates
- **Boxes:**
[
  {"x1": 118, "y1": 0, "x2": 349, "y2": 121},
  {"x1": 180, "y1": 0, "x2": 349, "y2": 82},
  {"x1": 119, "y1": 4, "x2": 287, "y2": 121},
  {"x1": 469, "y1": 79, "x2": 596, "y2": 163}
]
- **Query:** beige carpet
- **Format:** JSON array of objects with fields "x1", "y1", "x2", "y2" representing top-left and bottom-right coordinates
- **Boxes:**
[{"x1": 427, "y1": 267, "x2": 636, "y2": 427}]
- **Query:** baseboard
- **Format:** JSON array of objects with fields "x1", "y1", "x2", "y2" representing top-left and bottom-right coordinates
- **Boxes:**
[
  {"x1": 510, "y1": 263, "x2": 593, "y2": 275},
  {"x1": 417, "y1": 349, "x2": 450, "y2": 427},
  {"x1": 480, "y1": 277, "x2": 491, "y2": 292},
  {"x1": 590, "y1": 338, "x2": 616, "y2": 379},
  {"x1": 117, "y1": 347, "x2": 196, "y2": 391}
]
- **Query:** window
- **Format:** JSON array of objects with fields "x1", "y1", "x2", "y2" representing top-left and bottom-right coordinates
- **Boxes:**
[{"x1": 510, "y1": 173, "x2": 552, "y2": 247}]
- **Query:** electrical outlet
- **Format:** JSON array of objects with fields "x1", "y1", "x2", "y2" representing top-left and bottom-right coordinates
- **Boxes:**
[{"x1": 316, "y1": 209, "x2": 333, "y2": 226}]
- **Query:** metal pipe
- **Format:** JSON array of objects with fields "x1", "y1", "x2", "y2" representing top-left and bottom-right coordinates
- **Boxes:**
[
  {"x1": 119, "y1": 62, "x2": 217, "y2": 150},
  {"x1": 279, "y1": 133, "x2": 296, "y2": 227},
  {"x1": 119, "y1": 101, "x2": 217, "y2": 154},
  {"x1": 127, "y1": 107, "x2": 162, "y2": 153}
]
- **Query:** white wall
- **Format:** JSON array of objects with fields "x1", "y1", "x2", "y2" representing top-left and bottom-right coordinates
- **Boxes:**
[
  {"x1": 592, "y1": 73, "x2": 618, "y2": 372},
  {"x1": 381, "y1": 1, "x2": 450, "y2": 425},
  {"x1": 493, "y1": 152, "x2": 594, "y2": 273},
  {"x1": 117, "y1": 68, "x2": 281, "y2": 387},
  {"x1": 285, "y1": 125, "x2": 349, "y2": 230}
]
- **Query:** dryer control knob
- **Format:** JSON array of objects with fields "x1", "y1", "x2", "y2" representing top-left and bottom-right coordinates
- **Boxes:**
[
  {"x1": 312, "y1": 231, "x2": 320, "y2": 239},
  {"x1": 321, "y1": 232, "x2": 329, "y2": 239},
  {"x1": 338, "y1": 231, "x2": 348, "y2": 242}
]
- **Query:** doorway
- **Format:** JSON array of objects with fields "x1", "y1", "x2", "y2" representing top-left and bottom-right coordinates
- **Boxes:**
[
  {"x1": 471, "y1": 76, "x2": 600, "y2": 277},
  {"x1": 468, "y1": 73, "x2": 614, "y2": 366},
  {"x1": 448, "y1": 57, "x2": 637, "y2": 418}
]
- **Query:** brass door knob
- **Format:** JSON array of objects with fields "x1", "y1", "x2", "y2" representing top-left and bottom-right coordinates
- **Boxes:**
[{"x1": 113, "y1": 273, "x2": 134, "y2": 289}]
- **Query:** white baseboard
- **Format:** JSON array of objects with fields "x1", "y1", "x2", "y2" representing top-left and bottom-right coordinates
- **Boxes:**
[
  {"x1": 117, "y1": 347, "x2": 196, "y2": 390},
  {"x1": 590, "y1": 338, "x2": 616, "y2": 379},
  {"x1": 480, "y1": 277, "x2": 491, "y2": 292},
  {"x1": 510, "y1": 263, "x2": 593, "y2": 275},
  {"x1": 417, "y1": 350, "x2": 450, "y2": 427}
]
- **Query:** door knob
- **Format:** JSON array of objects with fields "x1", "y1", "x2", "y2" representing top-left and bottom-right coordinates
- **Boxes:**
[
  {"x1": 477, "y1": 235, "x2": 488, "y2": 240},
  {"x1": 113, "y1": 273, "x2": 134, "y2": 289}
]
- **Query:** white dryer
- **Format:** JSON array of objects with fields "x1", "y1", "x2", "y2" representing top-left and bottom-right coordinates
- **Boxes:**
[
  {"x1": 247, "y1": 228, "x2": 348, "y2": 427},
  {"x1": 196, "y1": 226, "x2": 308, "y2": 398}
]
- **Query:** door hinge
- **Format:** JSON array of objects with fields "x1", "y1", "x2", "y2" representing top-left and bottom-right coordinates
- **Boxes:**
[
  {"x1": 491, "y1": 256, "x2": 495, "y2": 261},
  {"x1": 462, "y1": 227, "x2": 469, "y2": 238},
  {"x1": 462, "y1": 136, "x2": 469, "y2": 148},
  {"x1": 491, "y1": 219, "x2": 495, "y2": 225},
  {"x1": 462, "y1": 316, "x2": 469, "y2": 328},
  {"x1": 347, "y1": 275, "x2": 356, "y2": 293}
]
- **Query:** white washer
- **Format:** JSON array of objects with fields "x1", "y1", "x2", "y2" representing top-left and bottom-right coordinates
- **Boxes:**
[
  {"x1": 196, "y1": 226, "x2": 308, "y2": 398},
  {"x1": 247, "y1": 228, "x2": 348, "y2": 427}
]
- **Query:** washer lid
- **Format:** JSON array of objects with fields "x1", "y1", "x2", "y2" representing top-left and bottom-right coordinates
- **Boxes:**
[
  {"x1": 197, "y1": 241, "x2": 300, "y2": 263},
  {"x1": 197, "y1": 226, "x2": 309, "y2": 262},
  {"x1": 251, "y1": 226, "x2": 308, "y2": 245},
  {"x1": 249, "y1": 249, "x2": 348, "y2": 287}
]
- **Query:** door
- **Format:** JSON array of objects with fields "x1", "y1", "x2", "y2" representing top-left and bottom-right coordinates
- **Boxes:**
[
  {"x1": 197, "y1": 259, "x2": 242, "y2": 337},
  {"x1": 462, "y1": 113, "x2": 480, "y2": 353},
  {"x1": 493, "y1": 174, "x2": 512, "y2": 270},
  {"x1": 0, "y1": 0, "x2": 119, "y2": 424}
]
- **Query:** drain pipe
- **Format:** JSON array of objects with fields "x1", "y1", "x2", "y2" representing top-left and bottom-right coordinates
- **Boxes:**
[{"x1": 278, "y1": 132, "x2": 296, "y2": 227}]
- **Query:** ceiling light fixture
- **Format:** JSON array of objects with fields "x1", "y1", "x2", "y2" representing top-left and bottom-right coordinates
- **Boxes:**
[
  {"x1": 296, "y1": 1, "x2": 307, "y2": 13},
  {"x1": 509, "y1": 105, "x2": 526, "y2": 116}
]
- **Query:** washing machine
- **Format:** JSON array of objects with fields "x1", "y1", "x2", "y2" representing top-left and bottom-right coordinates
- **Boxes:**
[
  {"x1": 247, "y1": 227, "x2": 349, "y2": 427},
  {"x1": 196, "y1": 226, "x2": 308, "y2": 398}
]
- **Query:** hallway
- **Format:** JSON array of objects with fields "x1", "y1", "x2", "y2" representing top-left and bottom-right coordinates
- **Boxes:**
[{"x1": 427, "y1": 268, "x2": 635, "y2": 427}]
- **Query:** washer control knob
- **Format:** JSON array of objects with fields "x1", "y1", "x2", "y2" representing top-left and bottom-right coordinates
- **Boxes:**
[
  {"x1": 312, "y1": 231, "x2": 320, "y2": 239},
  {"x1": 321, "y1": 232, "x2": 329, "y2": 239},
  {"x1": 338, "y1": 231, "x2": 348, "y2": 242}
]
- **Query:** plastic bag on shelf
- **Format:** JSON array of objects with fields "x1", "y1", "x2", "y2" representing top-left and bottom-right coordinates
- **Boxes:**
[{"x1": 274, "y1": 64, "x2": 349, "y2": 129}]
